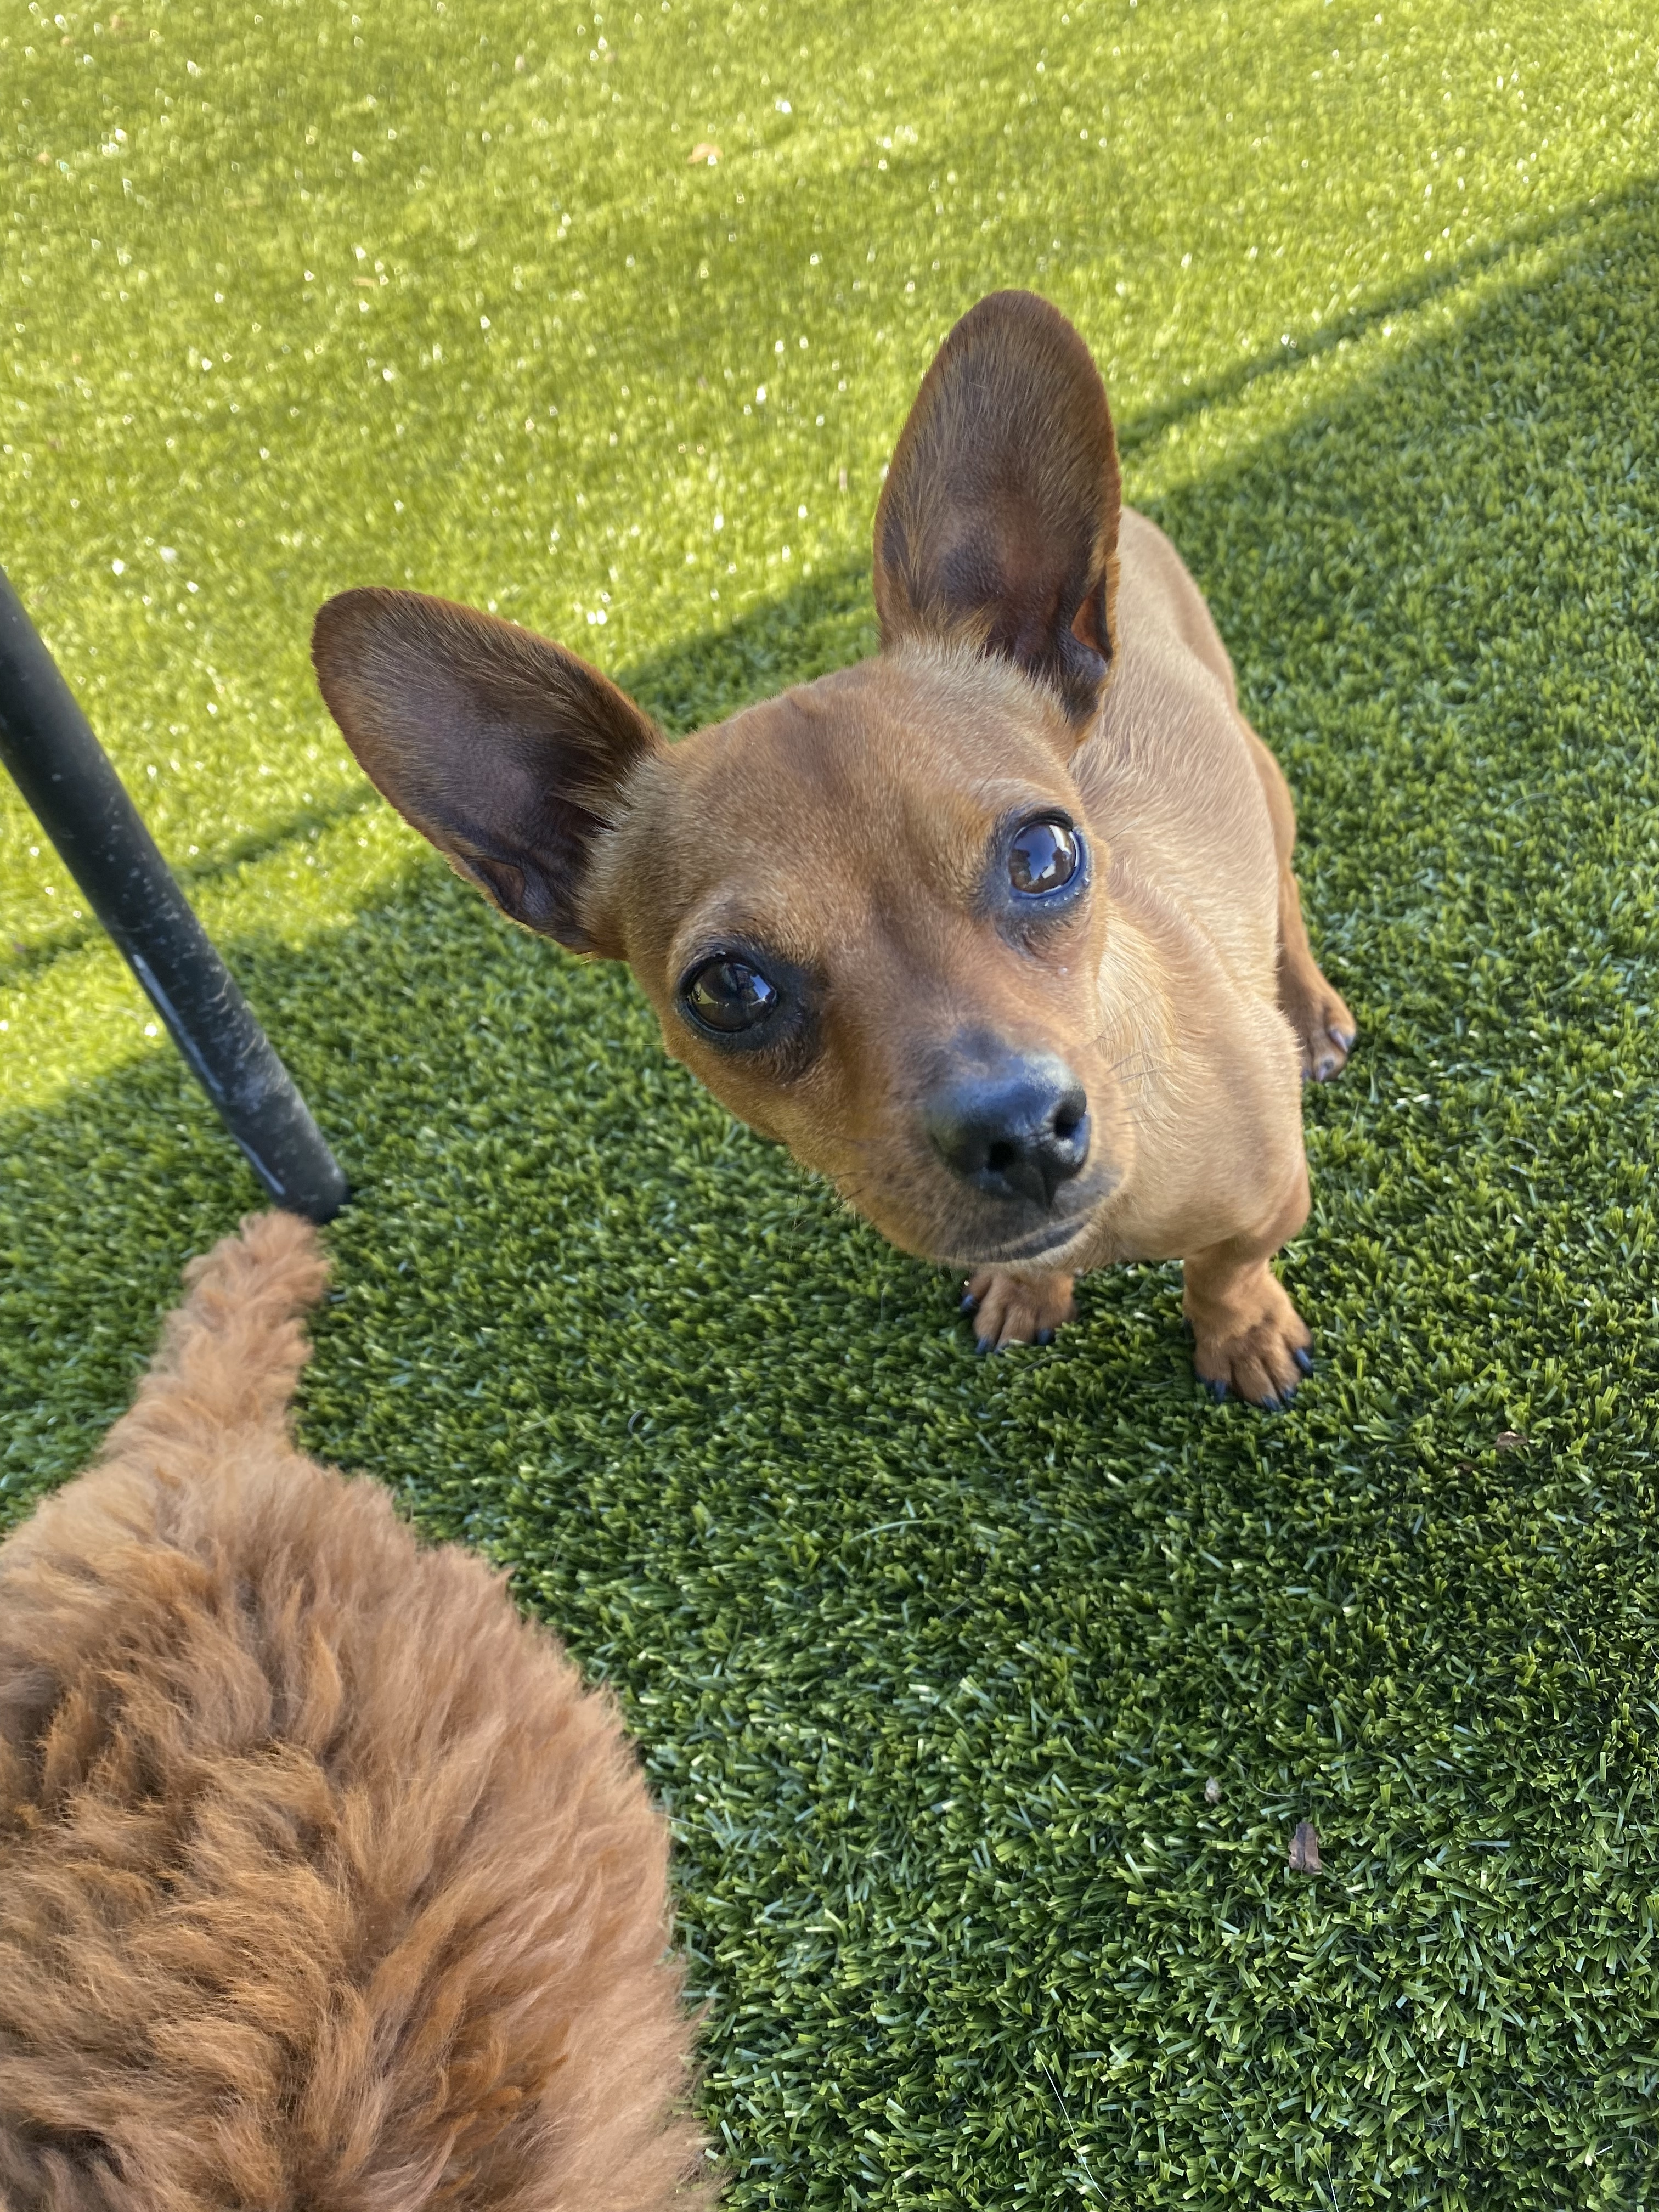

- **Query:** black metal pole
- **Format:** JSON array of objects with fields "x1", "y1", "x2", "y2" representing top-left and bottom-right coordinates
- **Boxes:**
[{"x1": 0, "y1": 563, "x2": 348, "y2": 1222}]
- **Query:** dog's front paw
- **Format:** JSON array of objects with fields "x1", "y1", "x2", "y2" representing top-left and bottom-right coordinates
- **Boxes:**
[
  {"x1": 962, "y1": 1269, "x2": 1076, "y2": 1353},
  {"x1": 1189, "y1": 1274, "x2": 1312, "y2": 1409},
  {"x1": 1282, "y1": 969, "x2": 1357, "y2": 1085}
]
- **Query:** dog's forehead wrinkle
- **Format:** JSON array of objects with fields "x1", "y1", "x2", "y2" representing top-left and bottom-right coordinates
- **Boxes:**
[
  {"x1": 691, "y1": 689, "x2": 873, "y2": 806},
  {"x1": 885, "y1": 633, "x2": 1070, "y2": 733}
]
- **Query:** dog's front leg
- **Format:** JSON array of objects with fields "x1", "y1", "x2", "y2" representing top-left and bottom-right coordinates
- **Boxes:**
[
  {"x1": 1181, "y1": 1165, "x2": 1312, "y2": 1407},
  {"x1": 962, "y1": 1268, "x2": 1077, "y2": 1353}
]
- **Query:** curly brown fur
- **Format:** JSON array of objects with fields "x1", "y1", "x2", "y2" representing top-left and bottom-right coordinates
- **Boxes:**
[{"x1": 0, "y1": 1211, "x2": 713, "y2": 2212}]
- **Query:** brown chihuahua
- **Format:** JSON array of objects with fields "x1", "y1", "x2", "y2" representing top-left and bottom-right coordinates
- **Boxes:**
[{"x1": 313, "y1": 291, "x2": 1353, "y2": 1405}]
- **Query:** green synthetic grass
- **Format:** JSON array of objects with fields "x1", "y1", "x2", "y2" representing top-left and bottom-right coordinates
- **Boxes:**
[{"x1": 6, "y1": 0, "x2": 1659, "y2": 2199}]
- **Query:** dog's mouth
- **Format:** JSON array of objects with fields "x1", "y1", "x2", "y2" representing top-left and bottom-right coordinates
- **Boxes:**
[
  {"x1": 945, "y1": 1217, "x2": 1091, "y2": 1271},
  {"x1": 936, "y1": 1169, "x2": 1116, "y2": 1272}
]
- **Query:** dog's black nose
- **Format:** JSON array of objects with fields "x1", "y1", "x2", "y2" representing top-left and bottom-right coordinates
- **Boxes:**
[{"x1": 925, "y1": 1051, "x2": 1091, "y2": 1209}]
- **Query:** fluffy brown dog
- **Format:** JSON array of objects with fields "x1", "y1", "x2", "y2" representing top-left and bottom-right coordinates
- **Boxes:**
[
  {"x1": 312, "y1": 290, "x2": 1354, "y2": 1405},
  {"x1": 0, "y1": 1213, "x2": 711, "y2": 2212}
]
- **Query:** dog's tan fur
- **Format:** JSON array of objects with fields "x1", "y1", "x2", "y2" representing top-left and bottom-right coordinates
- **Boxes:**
[
  {"x1": 0, "y1": 1212, "x2": 711, "y2": 2212},
  {"x1": 312, "y1": 292, "x2": 1353, "y2": 1404}
]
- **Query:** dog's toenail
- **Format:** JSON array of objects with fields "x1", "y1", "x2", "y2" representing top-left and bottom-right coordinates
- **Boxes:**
[
  {"x1": 960, "y1": 1291, "x2": 979, "y2": 1313},
  {"x1": 1259, "y1": 1391, "x2": 1283, "y2": 1412},
  {"x1": 1294, "y1": 1347, "x2": 1315, "y2": 1376},
  {"x1": 1205, "y1": 1380, "x2": 1227, "y2": 1402},
  {"x1": 1035, "y1": 1328, "x2": 1054, "y2": 1346}
]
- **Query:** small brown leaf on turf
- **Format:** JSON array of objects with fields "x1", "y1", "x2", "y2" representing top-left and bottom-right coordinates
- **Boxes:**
[
  {"x1": 1289, "y1": 1820, "x2": 1321, "y2": 1873},
  {"x1": 688, "y1": 142, "x2": 721, "y2": 166},
  {"x1": 1204, "y1": 1778, "x2": 1222, "y2": 1805},
  {"x1": 1495, "y1": 1430, "x2": 1528, "y2": 1451}
]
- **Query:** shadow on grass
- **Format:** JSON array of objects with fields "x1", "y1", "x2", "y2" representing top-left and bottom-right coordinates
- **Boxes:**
[
  {"x1": 1111, "y1": 179, "x2": 1652, "y2": 457},
  {"x1": 618, "y1": 558, "x2": 878, "y2": 735},
  {"x1": 0, "y1": 784, "x2": 385, "y2": 981},
  {"x1": 5, "y1": 180, "x2": 1659, "y2": 2207}
]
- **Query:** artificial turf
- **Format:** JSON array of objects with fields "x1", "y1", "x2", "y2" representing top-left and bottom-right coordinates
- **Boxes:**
[{"x1": 5, "y1": 0, "x2": 1659, "y2": 2200}]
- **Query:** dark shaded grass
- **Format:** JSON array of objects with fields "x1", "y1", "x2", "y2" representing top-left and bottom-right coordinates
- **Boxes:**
[{"x1": 4, "y1": 188, "x2": 1659, "y2": 2207}]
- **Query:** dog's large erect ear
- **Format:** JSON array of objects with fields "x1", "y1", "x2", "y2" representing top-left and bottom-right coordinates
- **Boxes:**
[
  {"x1": 872, "y1": 291, "x2": 1121, "y2": 726},
  {"x1": 312, "y1": 589, "x2": 660, "y2": 954}
]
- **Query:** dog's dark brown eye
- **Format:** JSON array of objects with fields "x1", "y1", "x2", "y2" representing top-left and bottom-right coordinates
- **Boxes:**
[
  {"x1": 1009, "y1": 817, "x2": 1081, "y2": 897},
  {"x1": 682, "y1": 955, "x2": 780, "y2": 1035}
]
